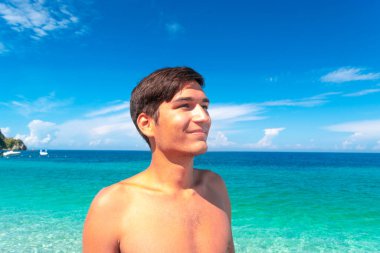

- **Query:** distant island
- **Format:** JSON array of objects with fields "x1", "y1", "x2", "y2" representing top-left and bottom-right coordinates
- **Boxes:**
[{"x1": 0, "y1": 129, "x2": 27, "y2": 151}]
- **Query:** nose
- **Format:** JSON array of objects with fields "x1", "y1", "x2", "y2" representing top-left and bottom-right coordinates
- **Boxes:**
[{"x1": 192, "y1": 104, "x2": 211, "y2": 123}]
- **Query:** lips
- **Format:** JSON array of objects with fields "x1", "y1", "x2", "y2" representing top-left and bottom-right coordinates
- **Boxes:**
[{"x1": 187, "y1": 128, "x2": 209, "y2": 134}]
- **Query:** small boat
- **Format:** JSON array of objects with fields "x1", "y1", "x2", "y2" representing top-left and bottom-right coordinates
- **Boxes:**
[
  {"x1": 3, "y1": 150, "x2": 21, "y2": 157},
  {"x1": 40, "y1": 149, "x2": 48, "y2": 156}
]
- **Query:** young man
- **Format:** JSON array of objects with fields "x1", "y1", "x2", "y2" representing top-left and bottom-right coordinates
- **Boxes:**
[{"x1": 83, "y1": 67, "x2": 235, "y2": 253}]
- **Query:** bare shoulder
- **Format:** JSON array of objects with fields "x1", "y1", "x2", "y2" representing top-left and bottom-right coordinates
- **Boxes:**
[
  {"x1": 82, "y1": 182, "x2": 133, "y2": 253},
  {"x1": 196, "y1": 169, "x2": 235, "y2": 253},
  {"x1": 196, "y1": 169, "x2": 231, "y2": 215},
  {"x1": 197, "y1": 169, "x2": 227, "y2": 192},
  {"x1": 90, "y1": 182, "x2": 130, "y2": 213},
  {"x1": 83, "y1": 182, "x2": 130, "y2": 223},
  {"x1": 84, "y1": 172, "x2": 149, "y2": 223}
]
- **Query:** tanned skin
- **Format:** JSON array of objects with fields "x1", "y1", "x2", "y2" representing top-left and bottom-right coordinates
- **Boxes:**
[{"x1": 83, "y1": 81, "x2": 235, "y2": 253}]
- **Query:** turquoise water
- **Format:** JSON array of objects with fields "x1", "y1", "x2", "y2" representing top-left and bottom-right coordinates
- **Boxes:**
[{"x1": 1, "y1": 151, "x2": 380, "y2": 252}]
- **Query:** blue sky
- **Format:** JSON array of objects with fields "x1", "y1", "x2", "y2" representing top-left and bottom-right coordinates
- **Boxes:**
[{"x1": 1, "y1": 0, "x2": 380, "y2": 152}]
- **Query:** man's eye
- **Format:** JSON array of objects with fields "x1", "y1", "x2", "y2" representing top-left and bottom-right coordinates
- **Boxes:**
[
  {"x1": 202, "y1": 105, "x2": 209, "y2": 110},
  {"x1": 179, "y1": 104, "x2": 190, "y2": 108}
]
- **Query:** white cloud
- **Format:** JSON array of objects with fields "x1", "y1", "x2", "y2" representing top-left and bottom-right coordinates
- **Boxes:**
[
  {"x1": 15, "y1": 119, "x2": 57, "y2": 147},
  {"x1": 373, "y1": 140, "x2": 380, "y2": 150},
  {"x1": 53, "y1": 112, "x2": 140, "y2": 149},
  {"x1": 341, "y1": 132, "x2": 363, "y2": 149},
  {"x1": 209, "y1": 104, "x2": 263, "y2": 122},
  {"x1": 208, "y1": 131, "x2": 234, "y2": 148},
  {"x1": 257, "y1": 128, "x2": 285, "y2": 147},
  {"x1": 250, "y1": 128, "x2": 285, "y2": 148},
  {"x1": 165, "y1": 22, "x2": 184, "y2": 35},
  {"x1": 86, "y1": 101, "x2": 129, "y2": 117},
  {"x1": 207, "y1": 95, "x2": 335, "y2": 149},
  {"x1": 260, "y1": 99, "x2": 326, "y2": 107},
  {"x1": 0, "y1": 0, "x2": 80, "y2": 39},
  {"x1": 91, "y1": 121, "x2": 132, "y2": 136},
  {"x1": 326, "y1": 119, "x2": 380, "y2": 137},
  {"x1": 259, "y1": 92, "x2": 341, "y2": 108},
  {"x1": 6, "y1": 93, "x2": 73, "y2": 116},
  {"x1": 309, "y1": 92, "x2": 342, "y2": 99},
  {"x1": 343, "y1": 89, "x2": 380, "y2": 97},
  {"x1": 13, "y1": 98, "x2": 149, "y2": 149},
  {"x1": 1, "y1": 127, "x2": 11, "y2": 135},
  {"x1": 321, "y1": 67, "x2": 380, "y2": 83},
  {"x1": 326, "y1": 119, "x2": 380, "y2": 150},
  {"x1": 15, "y1": 111, "x2": 144, "y2": 149},
  {"x1": 0, "y1": 42, "x2": 8, "y2": 54}
]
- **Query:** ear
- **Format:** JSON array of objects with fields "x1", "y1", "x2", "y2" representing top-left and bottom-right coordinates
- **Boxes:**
[{"x1": 137, "y1": 113, "x2": 155, "y2": 138}]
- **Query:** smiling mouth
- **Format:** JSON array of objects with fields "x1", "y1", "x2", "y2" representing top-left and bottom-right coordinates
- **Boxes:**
[
  {"x1": 187, "y1": 129, "x2": 209, "y2": 134},
  {"x1": 187, "y1": 130, "x2": 209, "y2": 139}
]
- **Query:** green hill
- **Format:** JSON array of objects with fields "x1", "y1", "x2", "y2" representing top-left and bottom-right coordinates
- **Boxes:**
[{"x1": 0, "y1": 130, "x2": 27, "y2": 150}]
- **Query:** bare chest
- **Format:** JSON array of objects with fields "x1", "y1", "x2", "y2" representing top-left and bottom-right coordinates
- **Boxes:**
[{"x1": 119, "y1": 193, "x2": 230, "y2": 253}]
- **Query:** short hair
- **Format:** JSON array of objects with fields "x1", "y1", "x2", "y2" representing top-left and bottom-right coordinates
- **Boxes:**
[{"x1": 130, "y1": 67, "x2": 205, "y2": 147}]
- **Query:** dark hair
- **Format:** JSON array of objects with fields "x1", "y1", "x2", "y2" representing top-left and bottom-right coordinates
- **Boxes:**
[{"x1": 130, "y1": 67, "x2": 204, "y2": 147}]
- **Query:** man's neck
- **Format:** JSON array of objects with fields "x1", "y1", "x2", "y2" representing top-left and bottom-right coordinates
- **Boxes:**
[{"x1": 146, "y1": 149, "x2": 196, "y2": 193}]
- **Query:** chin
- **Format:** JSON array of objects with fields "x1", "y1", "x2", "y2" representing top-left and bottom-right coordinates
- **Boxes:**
[{"x1": 188, "y1": 142, "x2": 208, "y2": 156}]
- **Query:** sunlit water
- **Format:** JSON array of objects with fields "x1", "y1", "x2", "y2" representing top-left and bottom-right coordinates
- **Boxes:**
[{"x1": 1, "y1": 151, "x2": 380, "y2": 252}]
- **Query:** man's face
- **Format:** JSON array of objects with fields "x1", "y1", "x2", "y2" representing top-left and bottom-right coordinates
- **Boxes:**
[{"x1": 152, "y1": 81, "x2": 211, "y2": 156}]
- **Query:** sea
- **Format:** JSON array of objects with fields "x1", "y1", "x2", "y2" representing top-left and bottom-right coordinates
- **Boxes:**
[{"x1": 1, "y1": 151, "x2": 380, "y2": 252}]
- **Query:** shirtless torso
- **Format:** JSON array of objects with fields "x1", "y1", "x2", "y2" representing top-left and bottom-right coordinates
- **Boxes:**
[
  {"x1": 83, "y1": 69, "x2": 235, "y2": 252},
  {"x1": 83, "y1": 169, "x2": 234, "y2": 253}
]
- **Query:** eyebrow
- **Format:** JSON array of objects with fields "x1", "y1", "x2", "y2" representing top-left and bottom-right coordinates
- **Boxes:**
[{"x1": 173, "y1": 97, "x2": 210, "y2": 103}]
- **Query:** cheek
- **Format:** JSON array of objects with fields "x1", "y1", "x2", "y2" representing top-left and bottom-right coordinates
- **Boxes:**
[{"x1": 170, "y1": 114, "x2": 189, "y2": 129}]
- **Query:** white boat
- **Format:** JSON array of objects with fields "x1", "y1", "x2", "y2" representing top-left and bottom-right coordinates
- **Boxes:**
[
  {"x1": 3, "y1": 150, "x2": 21, "y2": 157},
  {"x1": 40, "y1": 149, "x2": 48, "y2": 156}
]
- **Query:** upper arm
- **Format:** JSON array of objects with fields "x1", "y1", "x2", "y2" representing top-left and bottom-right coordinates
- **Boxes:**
[
  {"x1": 208, "y1": 171, "x2": 232, "y2": 220},
  {"x1": 207, "y1": 171, "x2": 235, "y2": 253},
  {"x1": 82, "y1": 187, "x2": 122, "y2": 253}
]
